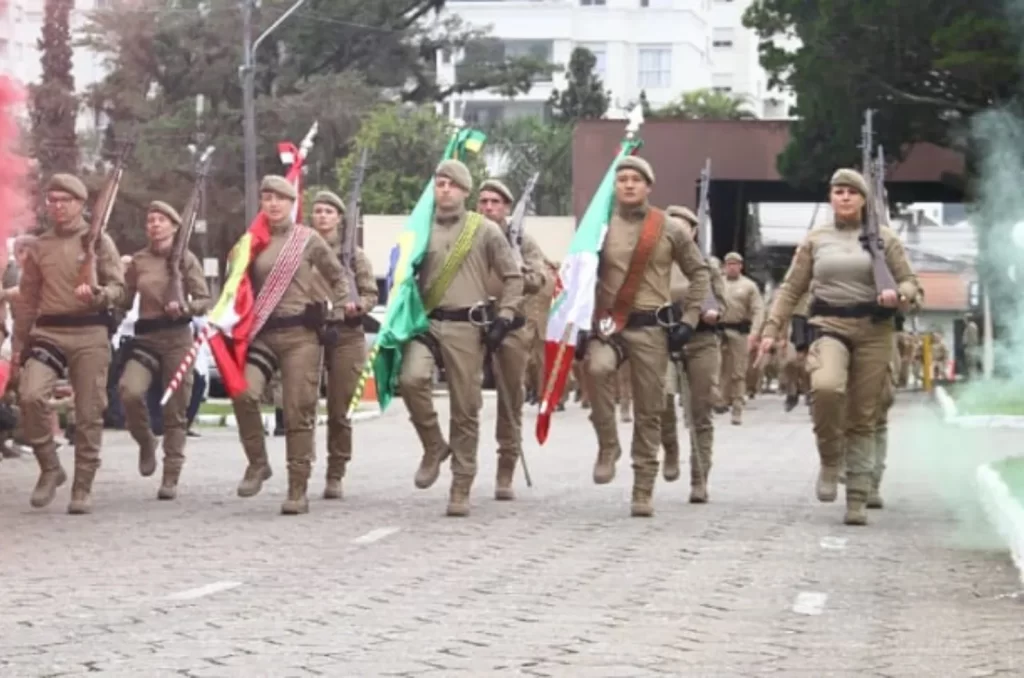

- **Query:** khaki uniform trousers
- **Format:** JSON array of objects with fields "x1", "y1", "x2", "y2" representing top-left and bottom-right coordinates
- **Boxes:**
[
  {"x1": 617, "y1": 363, "x2": 632, "y2": 419},
  {"x1": 118, "y1": 329, "x2": 193, "y2": 475},
  {"x1": 783, "y1": 351, "x2": 810, "y2": 397},
  {"x1": 718, "y1": 329, "x2": 749, "y2": 414},
  {"x1": 400, "y1": 320, "x2": 486, "y2": 487},
  {"x1": 585, "y1": 326, "x2": 668, "y2": 489},
  {"x1": 874, "y1": 358, "x2": 896, "y2": 491},
  {"x1": 807, "y1": 319, "x2": 893, "y2": 506},
  {"x1": 20, "y1": 326, "x2": 111, "y2": 482},
  {"x1": 494, "y1": 324, "x2": 530, "y2": 464},
  {"x1": 524, "y1": 318, "x2": 545, "y2": 397},
  {"x1": 661, "y1": 331, "x2": 719, "y2": 486},
  {"x1": 323, "y1": 327, "x2": 365, "y2": 480},
  {"x1": 233, "y1": 327, "x2": 322, "y2": 479}
]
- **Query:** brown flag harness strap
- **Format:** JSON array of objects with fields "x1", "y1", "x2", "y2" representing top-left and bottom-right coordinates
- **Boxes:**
[{"x1": 600, "y1": 207, "x2": 667, "y2": 333}]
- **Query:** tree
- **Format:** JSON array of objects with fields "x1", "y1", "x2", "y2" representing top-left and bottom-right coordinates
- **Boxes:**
[
  {"x1": 654, "y1": 88, "x2": 757, "y2": 120},
  {"x1": 638, "y1": 90, "x2": 654, "y2": 119},
  {"x1": 335, "y1": 105, "x2": 486, "y2": 214},
  {"x1": 548, "y1": 47, "x2": 609, "y2": 122},
  {"x1": 485, "y1": 116, "x2": 572, "y2": 216},
  {"x1": 742, "y1": 0, "x2": 1015, "y2": 186},
  {"x1": 30, "y1": 0, "x2": 78, "y2": 175}
]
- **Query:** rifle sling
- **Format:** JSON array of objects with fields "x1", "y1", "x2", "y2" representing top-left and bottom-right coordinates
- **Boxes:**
[
  {"x1": 423, "y1": 212, "x2": 484, "y2": 313},
  {"x1": 603, "y1": 208, "x2": 666, "y2": 332}
]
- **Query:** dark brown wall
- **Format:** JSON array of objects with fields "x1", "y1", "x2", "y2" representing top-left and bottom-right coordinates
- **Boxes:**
[{"x1": 572, "y1": 119, "x2": 966, "y2": 219}]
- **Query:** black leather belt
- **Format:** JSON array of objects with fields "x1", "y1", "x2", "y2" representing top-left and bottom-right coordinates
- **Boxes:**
[
  {"x1": 720, "y1": 321, "x2": 752, "y2": 333},
  {"x1": 327, "y1": 316, "x2": 364, "y2": 329},
  {"x1": 135, "y1": 316, "x2": 192, "y2": 335},
  {"x1": 428, "y1": 306, "x2": 487, "y2": 323},
  {"x1": 263, "y1": 314, "x2": 309, "y2": 331},
  {"x1": 625, "y1": 309, "x2": 661, "y2": 329},
  {"x1": 810, "y1": 300, "x2": 894, "y2": 320},
  {"x1": 36, "y1": 312, "x2": 110, "y2": 328}
]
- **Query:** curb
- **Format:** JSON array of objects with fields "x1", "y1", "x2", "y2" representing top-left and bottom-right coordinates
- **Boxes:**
[
  {"x1": 935, "y1": 385, "x2": 1024, "y2": 429},
  {"x1": 195, "y1": 409, "x2": 382, "y2": 429},
  {"x1": 977, "y1": 462, "x2": 1024, "y2": 586}
]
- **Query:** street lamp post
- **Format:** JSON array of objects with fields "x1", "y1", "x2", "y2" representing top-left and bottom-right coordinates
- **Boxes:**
[{"x1": 240, "y1": 0, "x2": 310, "y2": 225}]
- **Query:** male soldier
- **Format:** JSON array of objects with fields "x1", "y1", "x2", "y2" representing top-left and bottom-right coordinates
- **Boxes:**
[
  {"x1": 309, "y1": 190, "x2": 378, "y2": 499},
  {"x1": 231, "y1": 175, "x2": 348, "y2": 515},
  {"x1": 782, "y1": 292, "x2": 812, "y2": 411},
  {"x1": 962, "y1": 313, "x2": 981, "y2": 380},
  {"x1": 524, "y1": 258, "x2": 557, "y2": 405},
  {"x1": 660, "y1": 205, "x2": 725, "y2": 503},
  {"x1": 399, "y1": 160, "x2": 523, "y2": 516},
  {"x1": 476, "y1": 179, "x2": 547, "y2": 500},
  {"x1": 715, "y1": 252, "x2": 763, "y2": 424},
  {"x1": 17, "y1": 173, "x2": 125, "y2": 514},
  {"x1": 582, "y1": 156, "x2": 709, "y2": 517},
  {"x1": 931, "y1": 331, "x2": 949, "y2": 383}
]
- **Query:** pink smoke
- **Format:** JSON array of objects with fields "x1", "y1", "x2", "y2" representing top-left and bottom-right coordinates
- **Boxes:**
[{"x1": 0, "y1": 76, "x2": 31, "y2": 253}]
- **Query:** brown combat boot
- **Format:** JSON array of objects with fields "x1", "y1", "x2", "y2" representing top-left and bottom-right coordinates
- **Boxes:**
[
  {"x1": 414, "y1": 446, "x2": 451, "y2": 490},
  {"x1": 138, "y1": 438, "x2": 158, "y2": 477},
  {"x1": 30, "y1": 442, "x2": 67, "y2": 508},
  {"x1": 630, "y1": 482, "x2": 654, "y2": 517},
  {"x1": 844, "y1": 472, "x2": 871, "y2": 526},
  {"x1": 323, "y1": 459, "x2": 346, "y2": 500},
  {"x1": 662, "y1": 444, "x2": 681, "y2": 483},
  {"x1": 237, "y1": 456, "x2": 273, "y2": 498},
  {"x1": 495, "y1": 456, "x2": 517, "y2": 501},
  {"x1": 816, "y1": 464, "x2": 840, "y2": 502},
  {"x1": 446, "y1": 476, "x2": 472, "y2": 517},
  {"x1": 67, "y1": 468, "x2": 96, "y2": 515},
  {"x1": 281, "y1": 471, "x2": 310, "y2": 515},
  {"x1": 592, "y1": 447, "x2": 620, "y2": 485},
  {"x1": 157, "y1": 465, "x2": 181, "y2": 500},
  {"x1": 867, "y1": 473, "x2": 884, "y2": 509}
]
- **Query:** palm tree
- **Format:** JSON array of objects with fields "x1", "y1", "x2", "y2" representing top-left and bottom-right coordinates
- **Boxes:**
[{"x1": 655, "y1": 88, "x2": 757, "y2": 120}]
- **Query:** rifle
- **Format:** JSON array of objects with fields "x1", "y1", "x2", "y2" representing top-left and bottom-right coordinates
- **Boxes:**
[
  {"x1": 78, "y1": 136, "x2": 136, "y2": 289},
  {"x1": 342, "y1": 147, "x2": 369, "y2": 306},
  {"x1": 859, "y1": 109, "x2": 898, "y2": 295},
  {"x1": 695, "y1": 158, "x2": 719, "y2": 315},
  {"x1": 165, "y1": 146, "x2": 215, "y2": 309},
  {"x1": 505, "y1": 171, "x2": 540, "y2": 265}
]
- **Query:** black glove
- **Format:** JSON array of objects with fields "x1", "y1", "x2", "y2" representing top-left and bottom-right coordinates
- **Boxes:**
[
  {"x1": 574, "y1": 330, "x2": 589, "y2": 361},
  {"x1": 668, "y1": 323, "x2": 694, "y2": 352},
  {"x1": 484, "y1": 316, "x2": 512, "y2": 353}
]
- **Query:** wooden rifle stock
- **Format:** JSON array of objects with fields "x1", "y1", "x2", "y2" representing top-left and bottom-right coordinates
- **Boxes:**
[
  {"x1": 860, "y1": 131, "x2": 898, "y2": 294},
  {"x1": 505, "y1": 171, "x2": 540, "y2": 267},
  {"x1": 78, "y1": 136, "x2": 136, "y2": 289},
  {"x1": 165, "y1": 147, "x2": 215, "y2": 308},
  {"x1": 343, "y1": 147, "x2": 369, "y2": 306}
]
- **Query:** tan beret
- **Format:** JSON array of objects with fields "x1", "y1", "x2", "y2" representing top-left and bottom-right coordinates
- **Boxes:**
[
  {"x1": 260, "y1": 174, "x2": 297, "y2": 200},
  {"x1": 46, "y1": 173, "x2": 88, "y2": 201},
  {"x1": 147, "y1": 200, "x2": 182, "y2": 226},
  {"x1": 479, "y1": 179, "x2": 514, "y2": 204},
  {"x1": 313, "y1": 190, "x2": 345, "y2": 214},
  {"x1": 724, "y1": 251, "x2": 743, "y2": 263},
  {"x1": 615, "y1": 156, "x2": 655, "y2": 184},
  {"x1": 436, "y1": 159, "x2": 473, "y2": 192},
  {"x1": 666, "y1": 204, "x2": 698, "y2": 226},
  {"x1": 830, "y1": 168, "x2": 869, "y2": 197}
]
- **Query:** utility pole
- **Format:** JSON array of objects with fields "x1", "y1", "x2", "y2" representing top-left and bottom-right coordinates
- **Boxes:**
[{"x1": 240, "y1": 0, "x2": 310, "y2": 225}]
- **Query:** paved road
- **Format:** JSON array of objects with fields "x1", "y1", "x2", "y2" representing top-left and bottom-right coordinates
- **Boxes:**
[{"x1": 1, "y1": 392, "x2": 1021, "y2": 677}]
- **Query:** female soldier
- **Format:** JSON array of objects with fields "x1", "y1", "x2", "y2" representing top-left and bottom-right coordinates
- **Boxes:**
[
  {"x1": 660, "y1": 205, "x2": 726, "y2": 503},
  {"x1": 308, "y1": 190, "x2": 377, "y2": 500},
  {"x1": 755, "y1": 169, "x2": 919, "y2": 526},
  {"x1": 119, "y1": 201, "x2": 211, "y2": 499}
]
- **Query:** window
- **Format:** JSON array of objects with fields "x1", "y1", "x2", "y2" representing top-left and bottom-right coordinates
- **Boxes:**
[
  {"x1": 578, "y1": 42, "x2": 607, "y2": 81},
  {"x1": 637, "y1": 46, "x2": 671, "y2": 89},
  {"x1": 712, "y1": 86, "x2": 733, "y2": 93},
  {"x1": 712, "y1": 40, "x2": 733, "y2": 48},
  {"x1": 580, "y1": 0, "x2": 606, "y2": 5},
  {"x1": 640, "y1": 0, "x2": 673, "y2": 6}
]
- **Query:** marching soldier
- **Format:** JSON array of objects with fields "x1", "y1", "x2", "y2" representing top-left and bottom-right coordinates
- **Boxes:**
[
  {"x1": 582, "y1": 156, "x2": 710, "y2": 517},
  {"x1": 399, "y1": 160, "x2": 523, "y2": 516},
  {"x1": 782, "y1": 292, "x2": 812, "y2": 411},
  {"x1": 660, "y1": 205, "x2": 725, "y2": 503},
  {"x1": 476, "y1": 179, "x2": 547, "y2": 500},
  {"x1": 756, "y1": 168, "x2": 919, "y2": 525},
  {"x1": 715, "y1": 252, "x2": 763, "y2": 425},
  {"x1": 962, "y1": 313, "x2": 981, "y2": 380},
  {"x1": 17, "y1": 173, "x2": 125, "y2": 514},
  {"x1": 896, "y1": 329, "x2": 916, "y2": 387},
  {"x1": 309, "y1": 190, "x2": 378, "y2": 499},
  {"x1": 118, "y1": 201, "x2": 211, "y2": 499},
  {"x1": 525, "y1": 257, "x2": 557, "y2": 405},
  {"x1": 931, "y1": 331, "x2": 949, "y2": 383},
  {"x1": 232, "y1": 175, "x2": 349, "y2": 515}
]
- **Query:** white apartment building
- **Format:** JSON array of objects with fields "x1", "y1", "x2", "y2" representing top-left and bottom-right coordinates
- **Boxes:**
[
  {"x1": 440, "y1": 0, "x2": 793, "y2": 124},
  {"x1": 0, "y1": 0, "x2": 108, "y2": 128}
]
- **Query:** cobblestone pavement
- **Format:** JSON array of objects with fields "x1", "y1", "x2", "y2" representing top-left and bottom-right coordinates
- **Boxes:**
[{"x1": 2, "y1": 392, "x2": 1022, "y2": 677}]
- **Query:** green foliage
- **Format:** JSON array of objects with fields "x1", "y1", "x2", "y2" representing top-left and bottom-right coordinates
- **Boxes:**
[
  {"x1": 30, "y1": 0, "x2": 78, "y2": 175},
  {"x1": 483, "y1": 117, "x2": 572, "y2": 216},
  {"x1": 742, "y1": 0, "x2": 1017, "y2": 187},
  {"x1": 548, "y1": 47, "x2": 609, "y2": 122},
  {"x1": 653, "y1": 88, "x2": 756, "y2": 120},
  {"x1": 335, "y1": 105, "x2": 486, "y2": 214}
]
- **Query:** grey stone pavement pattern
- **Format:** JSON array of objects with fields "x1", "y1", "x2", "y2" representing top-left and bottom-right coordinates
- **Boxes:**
[{"x1": 1, "y1": 391, "x2": 1023, "y2": 677}]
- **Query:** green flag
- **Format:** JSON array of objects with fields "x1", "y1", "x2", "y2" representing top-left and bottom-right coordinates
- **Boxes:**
[{"x1": 347, "y1": 126, "x2": 487, "y2": 415}]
